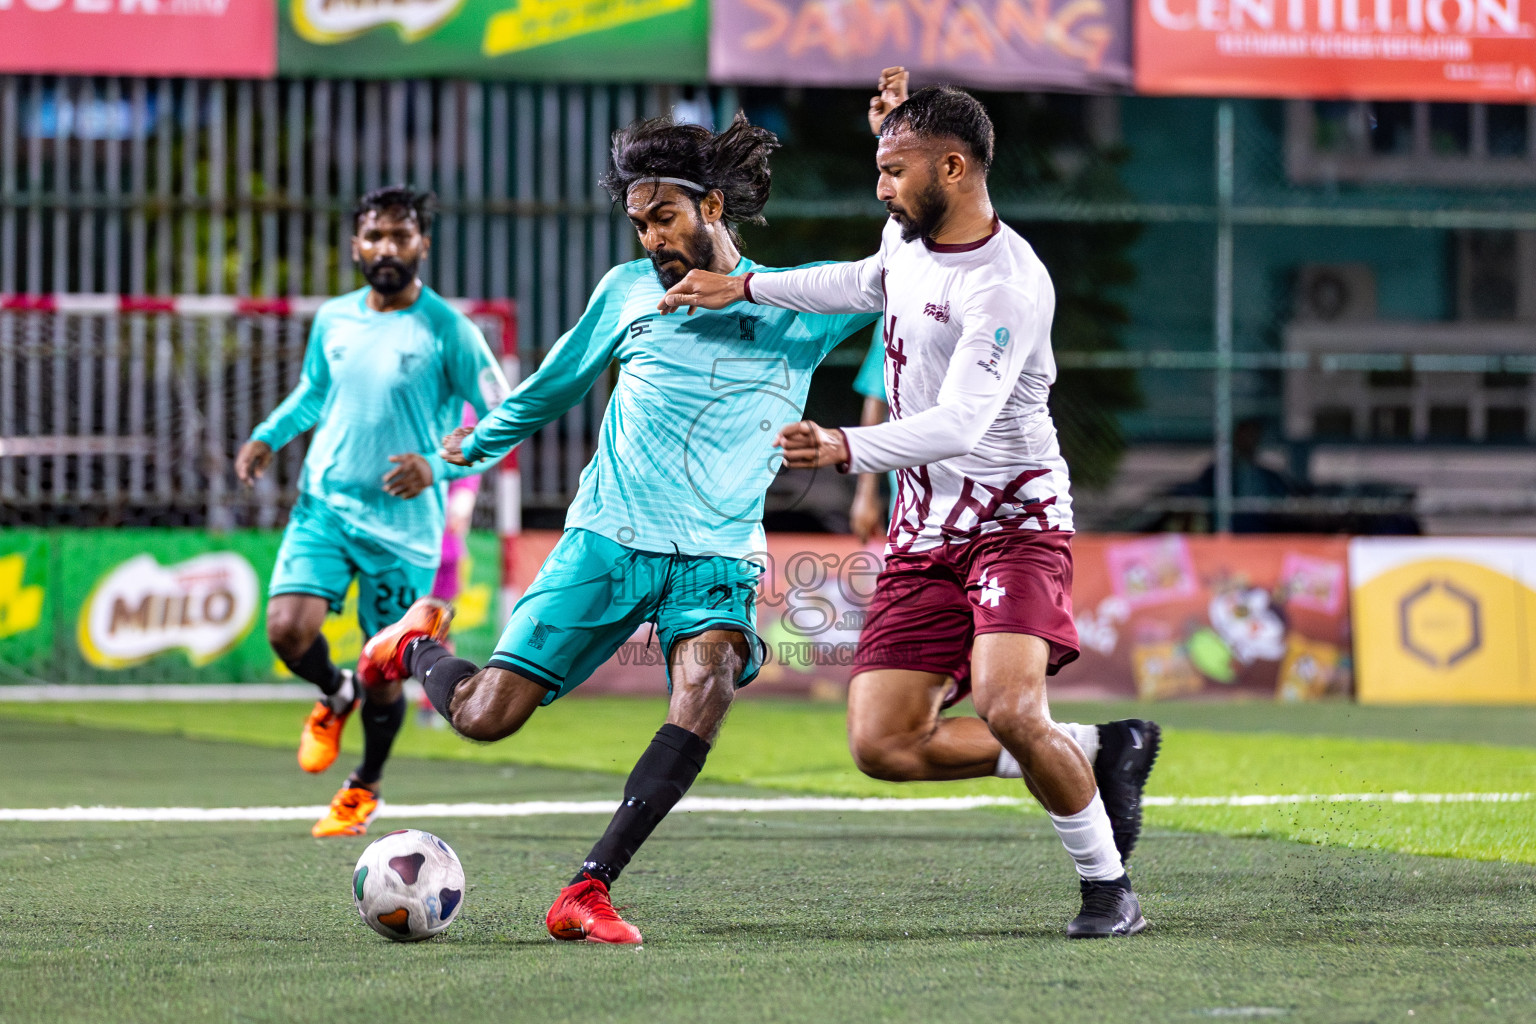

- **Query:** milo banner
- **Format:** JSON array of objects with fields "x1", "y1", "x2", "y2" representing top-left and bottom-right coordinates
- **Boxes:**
[
  {"x1": 278, "y1": 0, "x2": 707, "y2": 79},
  {"x1": 709, "y1": 0, "x2": 1133, "y2": 91},
  {"x1": 1351, "y1": 538, "x2": 1536, "y2": 705},
  {"x1": 0, "y1": 529, "x2": 502, "y2": 687},
  {"x1": 1059, "y1": 534, "x2": 1354, "y2": 701}
]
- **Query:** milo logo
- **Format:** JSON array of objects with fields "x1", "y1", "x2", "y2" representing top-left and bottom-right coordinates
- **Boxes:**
[{"x1": 78, "y1": 553, "x2": 259, "y2": 669}]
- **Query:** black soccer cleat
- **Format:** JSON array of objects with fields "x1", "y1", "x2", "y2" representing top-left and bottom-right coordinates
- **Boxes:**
[
  {"x1": 1066, "y1": 878, "x2": 1147, "y2": 939},
  {"x1": 1093, "y1": 718, "x2": 1161, "y2": 865}
]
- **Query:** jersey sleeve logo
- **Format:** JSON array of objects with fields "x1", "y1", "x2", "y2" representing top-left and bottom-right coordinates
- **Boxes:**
[{"x1": 993, "y1": 327, "x2": 1011, "y2": 348}]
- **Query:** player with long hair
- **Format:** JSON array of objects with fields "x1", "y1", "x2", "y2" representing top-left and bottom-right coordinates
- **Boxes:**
[{"x1": 357, "y1": 113, "x2": 880, "y2": 943}]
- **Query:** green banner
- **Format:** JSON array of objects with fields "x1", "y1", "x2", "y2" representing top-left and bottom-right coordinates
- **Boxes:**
[
  {"x1": 278, "y1": 0, "x2": 706, "y2": 80},
  {"x1": 0, "y1": 528, "x2": 503, "y2": 687}
]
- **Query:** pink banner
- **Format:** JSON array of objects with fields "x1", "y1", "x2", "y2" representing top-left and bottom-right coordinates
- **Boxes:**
[
  {"x1": 0, "y1": 0, "x2": 276, "y2": 77},
  {"x1": 709, "y1": 0, "x2": 1132, "y2": 91},
  {"x1": 509, "y1": 531, "x2": 1351, "y2": 702}
]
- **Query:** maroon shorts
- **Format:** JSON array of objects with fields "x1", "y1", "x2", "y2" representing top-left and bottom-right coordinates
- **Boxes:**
[{"x1": 851, "y1": 530, "x2": 1080, "y2": 680}]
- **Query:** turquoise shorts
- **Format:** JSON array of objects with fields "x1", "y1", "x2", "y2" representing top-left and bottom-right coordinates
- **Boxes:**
[
  {"x1": 269, "y1": 495, "x2": 440, "y2": 638},
  {"x1": 488, "y1": 528, "x2": 765, "y2": 705}
]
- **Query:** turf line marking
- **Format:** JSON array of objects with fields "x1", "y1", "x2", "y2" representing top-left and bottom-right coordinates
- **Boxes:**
[{"x1": 0, "y1": 792, "x2": 1530, "y2": 822}]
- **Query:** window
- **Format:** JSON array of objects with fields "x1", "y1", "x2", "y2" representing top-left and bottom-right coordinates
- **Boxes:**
[
  {"x1": 1289, "y1": 102, "x2": 1536, "y2": 185},
  {"x1": 1428, "y1": 406, "x2": 1470, "y2": 441},
  {"x1": 1367, "y1": 368, "x2": 1414, "y2": 388},
  {"x1": 1312, "y1": 407, "x2": 1355, "y2": 439},
  {"x1": 1486, "y1": 407, "x2": 1528, "y2": 441},
  {"x1": 1371, "y1": 406, "x2": 1412, "y2": 439}
]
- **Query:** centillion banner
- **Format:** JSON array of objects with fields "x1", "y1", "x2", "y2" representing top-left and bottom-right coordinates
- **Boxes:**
[
  {"x1": 1350, "y1": 538, "x2": 1536, "y2": 704},
  {"x1": 1135, "y1": 0, "x2": 1536, "y2": 100},
  {"x1": 279, "y1": 0, "x2": 707, "y2": 79}
]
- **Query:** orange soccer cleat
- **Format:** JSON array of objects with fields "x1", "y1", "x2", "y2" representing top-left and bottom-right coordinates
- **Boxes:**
[
  {"x1": 311, "y1": 784, "x2": 379, "y2": 838},
  {"x1": 546, "y1": 875, "x2": 643, "y2": 945},
  {"x1": 357, "y1": 597, "x2": 455, "y2": 688},
  {"x1": 297, "y1": 670, "x2": 357, "y2": 774}
]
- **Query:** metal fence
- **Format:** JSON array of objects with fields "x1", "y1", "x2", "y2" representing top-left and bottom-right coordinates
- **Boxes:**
[
  {"x1": 4, "y1": 79, "x2": 1536, "y2": 535},
  {"x1": 0, "y1": 300, "x2": 510, "y2": 529},
  {"x1": 0, "y1": 76, "x2": 685, "y2": 522}
]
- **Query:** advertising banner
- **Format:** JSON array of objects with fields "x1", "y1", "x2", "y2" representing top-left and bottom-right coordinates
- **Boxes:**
[
  {"x1": 0, "y1": 0, "x2": 276, "y2": 77},
  {"x1": 278, "y1": 0, "x2": 707, "y2": 80},
  {"x1": 1134, "y1": 0, "x2": 1536, "y2": 101},
  {"x1": 709, "y1": 0, "x2": 1132, "y2": 91},
  {"x1": 1059, "y1": 534, "x2": 1353, "y2": 701},
  {"x1": 0, "y1": 528, "x2": 503, "y2": 687},
  {"x1": 1350, "y1": 538, "x2": 1536, "y2": 704}
]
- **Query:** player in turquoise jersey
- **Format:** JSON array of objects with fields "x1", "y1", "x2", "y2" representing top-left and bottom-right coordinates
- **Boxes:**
[
  {"x1": 235, "y1": 185, "x2": 508, "y2": 839},
  {"x1": 358, "y1": 114, "x2": 877, "y2": 944},
  {"x1": 848, "y1": 337, "x2": 893, "y2": 544}
]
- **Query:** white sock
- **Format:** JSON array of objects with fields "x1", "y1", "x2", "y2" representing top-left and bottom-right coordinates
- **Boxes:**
[
  {"x1": 1048, "y1": 791, "x2": 1124, "y2": 882},
  {"x1": 325, "y1": 669, "x2": 356, "y2": 714},
  {"x1": 994, "y1": 748, "x2": 1022, "y2": 778},
  {"x1": 1061, "y1": 722, "x2": 1100, "y2": 763}
]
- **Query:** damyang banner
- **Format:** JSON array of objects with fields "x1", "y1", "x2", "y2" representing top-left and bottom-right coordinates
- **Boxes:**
[
  {"x1": 0, "y1": 0, "x2": 276, "y2": 77},
  {"x1": 1350, "y1": 537, "x2": 1536, "y2": 704},
  {"x1": 1135, "y1": 0, "x2": 1536, "y2": 101},
  {"x1": 278, "y1": 0, "x2": 707, "y2": 80},
  {"x1": 709, "y1": 0, "x2": 1132, "y2": 91}
]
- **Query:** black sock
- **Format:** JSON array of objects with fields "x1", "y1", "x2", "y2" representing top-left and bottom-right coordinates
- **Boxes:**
[
  {"x1": 282, "y1": 635, "x2": 341, "y2": 695},
  {"x1": 408, "y1": 638, "x2": 479, "y2": 720},
  {"x1": 573, "y1": 724, "x2": 711, "y2": 887},
  {"x1": 353, "y1": 694, "x2": 406, "y2": 785}
]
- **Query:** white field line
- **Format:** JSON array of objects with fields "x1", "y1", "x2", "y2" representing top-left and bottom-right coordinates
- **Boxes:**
[{"x1": 0, "y1": 792, "x2": 1529, "y2": 823}]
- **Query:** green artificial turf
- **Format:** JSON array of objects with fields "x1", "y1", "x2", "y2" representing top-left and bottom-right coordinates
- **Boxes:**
[
  {"x1": 2, "y1": 717, "x2": 1534, "y2": 1023},
  {"x1": 5, "y1": 699, "x2": 1535, "y2": 863}
]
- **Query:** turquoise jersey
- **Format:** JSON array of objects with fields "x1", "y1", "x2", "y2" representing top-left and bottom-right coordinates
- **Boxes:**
[
  {"x1": 463, "y1": 258, "x2": 878, "y2": 559},
  {"x1": 853, "y1": 336, "x2": 887, "y2": 402},
  {"x1": 251, "y1": 287, "x2": 508, "y2": 568}
]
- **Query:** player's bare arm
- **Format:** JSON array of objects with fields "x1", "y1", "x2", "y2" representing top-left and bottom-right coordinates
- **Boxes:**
[
  {"x1": 440, "y1": 425, "x2": 476, "y2": 467},
  {"x1": 234, "y1": 439, "x2": 272, "y2": 485},
  {"x1": 867, "y1": 66, "x2": 910, "y2": 135},
  {"x1": 382, "y1": 453, "x2": 433, "y2": 499},
  {"x1": 774, "y1": 420, "x2": 850, "y2": 469}
]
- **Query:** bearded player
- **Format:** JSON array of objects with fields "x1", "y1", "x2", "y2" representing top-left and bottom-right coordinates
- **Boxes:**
[
  {"x1": 235, "y1": 185, "x2": 507, "y2": 838},
  {"x1": 661, "y1": 83, "x2": 1156, "y2": 938},
  {"x1": 356, "y1": 114, "x2": 887, "y2": 944}
]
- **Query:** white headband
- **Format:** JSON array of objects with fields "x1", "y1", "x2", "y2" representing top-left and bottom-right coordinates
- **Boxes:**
[{"x1": 628, "y1": 175, "x2": 709, "y2": 197}]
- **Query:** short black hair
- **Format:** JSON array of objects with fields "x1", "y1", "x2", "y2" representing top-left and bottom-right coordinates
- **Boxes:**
[
  {"x1": 880, "y1": 85, "x2": 995, "y2": 172},
  {"x1": 600, "y1": 112, "x2": 780, "y2": 246},
  {"x1": 353, "y1": 185, "x2": 436, "y2": 235}
]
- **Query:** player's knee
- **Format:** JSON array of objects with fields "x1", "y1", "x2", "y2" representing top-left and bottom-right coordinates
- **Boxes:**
[
  {"x1": 265, "y1": 610, "x2": 314, "y2": 661},
  {"x1": 445, "y1": 671, "x2": 534, "y2": 743},
  {"x1": 980, "y1": 700, "x2": 1053, "y2": 750},
  {"x1": 849, "y1": 731, "x2": 923, "y2": 781}
]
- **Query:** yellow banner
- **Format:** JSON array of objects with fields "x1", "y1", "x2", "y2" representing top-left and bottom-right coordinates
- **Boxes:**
[
  {"x1": 1351, "y1": 539, "x2": 1536, "y2": 705},
  {"x1": 483, "y1": 0, "x2": 692, "y2": 56}
]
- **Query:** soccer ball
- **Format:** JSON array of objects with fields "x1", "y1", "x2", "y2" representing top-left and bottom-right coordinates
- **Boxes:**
[{"x1": 352, "y1": 829, "x2": 465, "y2": 941}]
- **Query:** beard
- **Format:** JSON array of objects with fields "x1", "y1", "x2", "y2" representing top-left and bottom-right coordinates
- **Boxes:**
[
  {"x1": 361, "y1": 256, "x2": 417, "y2": 295},
  {"x1": 886, "y1": 177, "x2": 948, "y2": 244},
  {"x1": 649, "y1": 224, "x2": 716, "y2": 289}
]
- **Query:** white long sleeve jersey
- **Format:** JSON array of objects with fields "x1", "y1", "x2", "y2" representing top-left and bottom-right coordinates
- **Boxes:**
[{"x1": 746, "y1": 217, "x2": 1074, "y2": 552}]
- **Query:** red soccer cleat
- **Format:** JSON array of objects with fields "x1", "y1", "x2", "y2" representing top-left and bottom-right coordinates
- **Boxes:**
[
  {"x1": 546, "y1": 875, "x2": 643, "y2": 945},
  {"x1": 357, "y1": 597, "x2": 455, "y2": 688}
]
